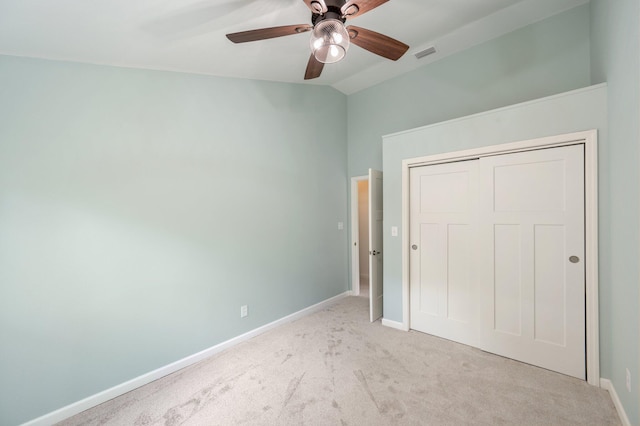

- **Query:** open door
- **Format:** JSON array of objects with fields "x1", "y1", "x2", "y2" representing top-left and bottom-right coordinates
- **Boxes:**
[{"x1": 369, "y1": 169, "x2": 383, "y2": 322}]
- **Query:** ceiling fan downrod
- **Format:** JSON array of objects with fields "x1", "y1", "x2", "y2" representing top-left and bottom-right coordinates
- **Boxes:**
[{"x1": 311, "y1": 5, "x2": 346, "y2": 26}]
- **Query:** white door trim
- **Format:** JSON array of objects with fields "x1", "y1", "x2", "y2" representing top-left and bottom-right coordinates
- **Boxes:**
[
  {"x1": 350, "y1": 175, "x2": 368, "y2": 296},
  {"x1": 401, "y1": 130, "x2": 600, "y2": 386}
]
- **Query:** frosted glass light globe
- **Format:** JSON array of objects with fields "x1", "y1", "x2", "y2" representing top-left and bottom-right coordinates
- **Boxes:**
[{"x1": 309, "y1": 19, "x2": 350, "y2": 64}]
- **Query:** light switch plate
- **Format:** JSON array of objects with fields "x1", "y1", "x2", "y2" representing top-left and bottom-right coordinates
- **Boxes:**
[
  {"x1": 338, "y1": 222, "x2": 344, "y2": 230},
  {"x1": 391, "y1": 226, "x2": 398, "y2": 237}
]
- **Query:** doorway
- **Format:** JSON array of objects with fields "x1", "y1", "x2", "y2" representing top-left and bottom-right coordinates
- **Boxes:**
[
  {"x1": 357, "y1": 179, "x2": 370, "y2": 297},
  {"x1": 350, "y1": 176, "x2": 369, "y2": 298},
  {"x1": 351, "y1": 170, "x2": 384, "y2": 323}
]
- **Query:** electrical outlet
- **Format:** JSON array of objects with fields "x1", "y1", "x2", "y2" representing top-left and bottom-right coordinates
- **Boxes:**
[
  {"x1": 626, "y1": 368, "x2": 631, "y2": 392},
  {"x1": 240, "y1": 305, "x2": 248, "y2": 318}
]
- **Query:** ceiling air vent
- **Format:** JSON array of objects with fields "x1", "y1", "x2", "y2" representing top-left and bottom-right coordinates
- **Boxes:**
[{"x1": 414, "y1": 46, "x2": 436, "y2": 59}]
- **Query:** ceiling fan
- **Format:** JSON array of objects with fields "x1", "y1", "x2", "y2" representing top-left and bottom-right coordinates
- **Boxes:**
[{"x1": 226, "y1": 0, "x2": 409, "y2": 80}]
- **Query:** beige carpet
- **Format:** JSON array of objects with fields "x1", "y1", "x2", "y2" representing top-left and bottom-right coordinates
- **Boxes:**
[{"x1": 58, "y1": 296, "x2": 620, "y2": 425}]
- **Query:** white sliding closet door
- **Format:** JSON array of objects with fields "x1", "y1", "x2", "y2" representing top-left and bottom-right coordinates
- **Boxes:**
[
  {"x1": 478, "y1": 144, "x2": 585, "y2": 379},
  {"x1": 409, "y1": 144, "x2": 586, "y2": 379},
  {"x1": 409, "y1": 160, "x2": 479, "y2": 347}
]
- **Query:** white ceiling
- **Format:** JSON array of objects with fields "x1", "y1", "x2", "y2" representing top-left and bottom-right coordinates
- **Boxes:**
[{"x1": 0, "y1": 0, "x2": 588, "y2": 94}]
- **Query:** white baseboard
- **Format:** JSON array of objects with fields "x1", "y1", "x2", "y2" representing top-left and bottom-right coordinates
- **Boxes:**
[
  {"x1": 600, "y1": 378, "x2": 631, "y2": 426},
  {"x1": 22, "y1": 291, "x2": 350, "y2": 426},
  {"x1": 381, "y1": 318, "x2": 409, "y2": 331}
]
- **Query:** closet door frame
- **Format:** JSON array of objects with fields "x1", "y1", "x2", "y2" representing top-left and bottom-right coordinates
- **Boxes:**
[{"x1": 400, "y1": 130, "x2": 600, "y2": 386}]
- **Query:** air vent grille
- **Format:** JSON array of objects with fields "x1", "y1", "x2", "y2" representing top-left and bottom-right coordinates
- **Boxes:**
[{"x1": 415, "y1": 46, "x2": 436, "y2": 59}]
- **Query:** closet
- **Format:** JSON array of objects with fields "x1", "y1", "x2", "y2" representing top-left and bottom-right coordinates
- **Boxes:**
[{"x1": 409, "y1": 144, "x2": 585, "y2": 379}]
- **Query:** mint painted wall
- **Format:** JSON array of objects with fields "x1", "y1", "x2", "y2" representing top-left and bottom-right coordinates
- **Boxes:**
[
  {"x1": 590, "y1": 0, "x2": 640, "y2": 423},
  {"x1": 0, "y1": 55, "x2": 348, "y2": 425},
  {"x1": 347, "y1": 5, "x2": 592, "y2": 179},
  {"x1": 346, "y1": 5, "x2": 592, "y2": 294}
]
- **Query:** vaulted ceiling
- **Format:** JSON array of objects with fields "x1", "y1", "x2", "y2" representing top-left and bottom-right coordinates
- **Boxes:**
[{"x1": 0, "y1": 0, "x2": 588, "y2": 94}]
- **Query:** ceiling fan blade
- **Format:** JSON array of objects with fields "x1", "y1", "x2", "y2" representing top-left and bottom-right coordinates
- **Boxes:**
[
  {"x1": 341, "y1": 0, "x2": 389, "y2": 19},
  {"x1": 304, "y1": 54, "x2": 325, "y2": 80},
  {"x1": 347, "y1": 26, "x2": 409, "y2": 60},
  {"x1": 302, "y1": 0, "x2": 327, "y2": 14},
  {"x1": 226, "y1": 24, "x2": 312, "y2": 43}
]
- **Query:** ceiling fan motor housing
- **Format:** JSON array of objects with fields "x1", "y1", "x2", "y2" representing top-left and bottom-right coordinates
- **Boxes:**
[{"x1": 311, "y1": 6, "x2": 347, "y2": 26}]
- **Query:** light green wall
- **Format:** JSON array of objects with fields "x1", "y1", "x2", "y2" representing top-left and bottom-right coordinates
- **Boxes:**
[
  {"x1": 590, "y1": 1, "x2": 640, "y2": 423},
  {"x1": 0, "y1": 55, "x2": 348, "y2": 425},
  {"x1": 347, "y1": 5, "x2": 592, "y2": 293},
  {"x1": 347, "y1": 5, "x2": 592, "y2": 179}
]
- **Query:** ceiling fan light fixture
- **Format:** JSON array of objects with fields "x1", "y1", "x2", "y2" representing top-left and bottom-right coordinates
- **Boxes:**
[{"x1": 309, "y1": 19, "x2": 350, "y2": 64}]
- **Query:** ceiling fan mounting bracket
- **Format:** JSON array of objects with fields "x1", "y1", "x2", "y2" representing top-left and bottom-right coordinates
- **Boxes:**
[
  {"x1": 311, "y1": 6, "x2": 346, "y2": 26},
  {"x1": 324, "y1": 0, "x2": 348, "y2": 10}
]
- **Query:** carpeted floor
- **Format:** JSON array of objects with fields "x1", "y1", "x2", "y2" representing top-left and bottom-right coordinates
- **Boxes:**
[{"x1": 58, "y1": 295, "x2": 620, "y2": 425}]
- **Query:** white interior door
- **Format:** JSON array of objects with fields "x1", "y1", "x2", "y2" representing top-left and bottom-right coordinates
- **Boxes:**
[
  {"x1": 409, "y1": 160, "x2": 479, "y2": 347},
  {"x1": 478, "y1": 144, "x2": 585, "y2": 379},
  {"x1": 369, "y1": 169, "x2": 383, "y2": 322}
]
